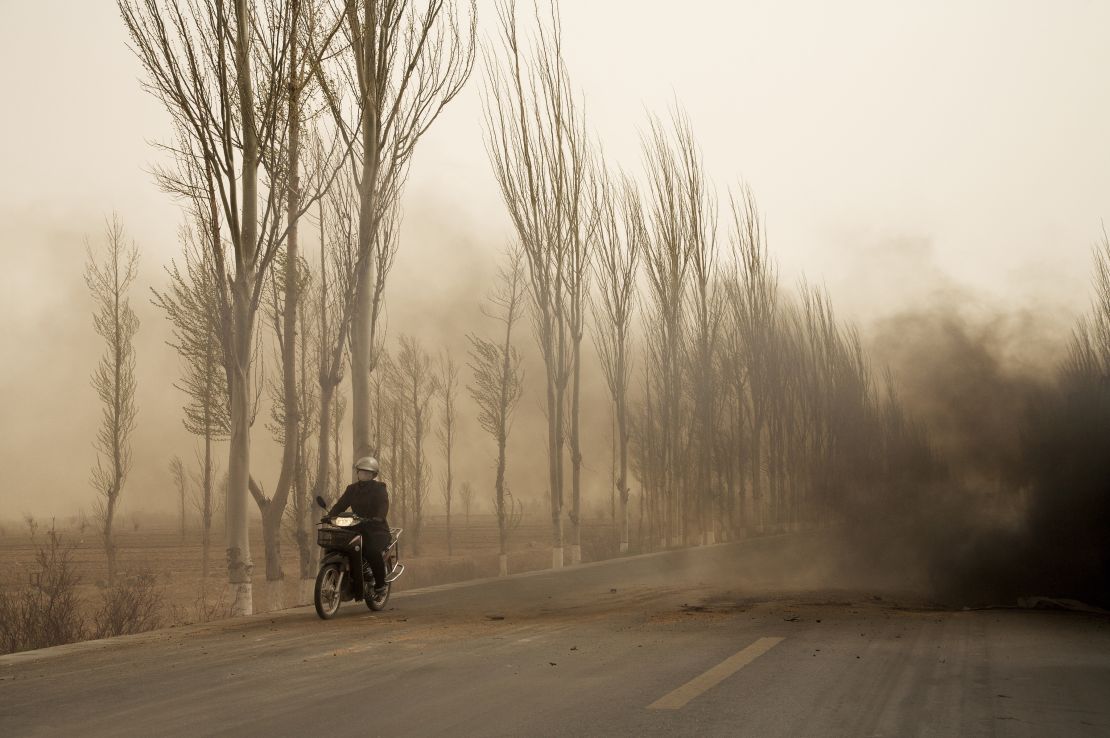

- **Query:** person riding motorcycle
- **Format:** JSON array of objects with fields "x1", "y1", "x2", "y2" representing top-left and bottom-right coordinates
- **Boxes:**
[{"x1": 328, "y1": 456, "x2": 391, "y2": 598}]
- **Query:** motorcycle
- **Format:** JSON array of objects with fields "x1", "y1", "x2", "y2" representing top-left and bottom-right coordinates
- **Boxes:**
[{"x1": 313, "y1": 495, "x2": 405, "y2": 619}]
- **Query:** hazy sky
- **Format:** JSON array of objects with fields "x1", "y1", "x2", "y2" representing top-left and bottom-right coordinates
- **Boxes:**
[{"x1": 2, "y1": 0, "x2": 1110, "y2": 518}]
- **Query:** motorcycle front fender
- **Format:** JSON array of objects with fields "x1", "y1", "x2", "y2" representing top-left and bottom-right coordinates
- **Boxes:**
[
  {"x1": 320, "y1": 552, "x2": 349, "y2": 569},
  {"x1": 347, "y1": 536, "x2": 366, "y2": 600}
]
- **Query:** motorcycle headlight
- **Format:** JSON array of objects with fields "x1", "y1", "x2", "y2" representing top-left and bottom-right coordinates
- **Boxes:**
[{"x1": 333, "y1": 516, "x2": 357, "y2": 528}]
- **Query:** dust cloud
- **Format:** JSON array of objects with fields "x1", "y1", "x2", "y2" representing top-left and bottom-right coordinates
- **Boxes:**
[
  {"x1": 833, "y1": 286, "x2": 1110, "y2": 610},
  {"x1": 2, "y1": 2, "x2": 1109, "y2": 619},
  {"x1": 0, "y1": 195, "x2": 619, "y2": 529}
]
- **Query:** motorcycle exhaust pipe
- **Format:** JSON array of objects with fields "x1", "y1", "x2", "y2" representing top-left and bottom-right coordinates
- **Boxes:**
[{"x1": 385, "y1": 563, "x2": 405, "y2": 583}]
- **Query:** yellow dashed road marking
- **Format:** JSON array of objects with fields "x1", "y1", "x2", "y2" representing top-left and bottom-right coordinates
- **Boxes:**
[{"x1": 648, "y1": 637, "x2": 784, "y2": 710}]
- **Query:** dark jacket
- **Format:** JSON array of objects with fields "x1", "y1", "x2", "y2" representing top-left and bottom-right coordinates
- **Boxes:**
[{"x1": 329, "y1": 480, "x2": 390, "y2": 529}]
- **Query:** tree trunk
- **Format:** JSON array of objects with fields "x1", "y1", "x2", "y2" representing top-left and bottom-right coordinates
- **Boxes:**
[
  {"x1": 569, "y1": 332, "x2": 582, "y2": 566},
  {"x1": 617, "y1": 386, "x2": 630, "y2": 554},
  {"x1": 256, "y1": 8, "x2": 303, "y2": 608},
  {"x1": 549, "y1": 372, "x2": 564, "y2": 569},
  {"x1": 261, "y1": 504, "x2": 284, "y2": 612},
  {"x1": 295, "y1": 295, "x2": 312, "y2": 602},
  {"x1": 309, "y1": 380, "x2": 334, "y2": 601},
  {"x1": 445, "y1": 445, "x2": 453, "y2": 557},
  {"x1": 350, "y1": 4, "x2": 382, "y2": 471},
  {"x1": 225, "y1": 0, "x2": 261, "y2": 618},
  {"x1": 313, "y1": 198, "x2": 335, "y2": 512},
  {"x1": 103, "y1": 494, "x2": 117, "y2": 586},
  {"x1": 201, "y1": 427, "x2": 212, "y2": 585},
  {"x1": 226, "y1": 283, "x2": 254, "y2": 616},
  {"x1": 750, "y1": 413, "x2": 763, "y2": 535},
  {"x1": 180, "y1": 474, "x2": 186, "y2": 543},
  {"x1": 495, "y1": 431, "x2": 508, "y2": 566},
  {"x1": 351, "y1": 254, "x2": 373, "y2": 467},
  {"x1": 412, "y1": 407, "x2": 424, "y2": 556}
]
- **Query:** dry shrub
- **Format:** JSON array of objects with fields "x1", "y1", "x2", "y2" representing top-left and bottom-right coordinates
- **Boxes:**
[
  {"x1": 0, "y1": 527, "x2": 86, "y2": 654},
  {"x1": 91, "y1": 571, "x2": 164, "y2": 639},
  {"x1": 580, "y1": 524, "x2": 620, "y2": 563},
  {"x1": 169, "y1": 585, "x2": 233, "y2": 626}
]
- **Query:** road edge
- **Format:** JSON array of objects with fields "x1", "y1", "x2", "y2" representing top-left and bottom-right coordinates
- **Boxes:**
[{"x1": 0, "y1": 530, "x2": 809, "y2": 667}]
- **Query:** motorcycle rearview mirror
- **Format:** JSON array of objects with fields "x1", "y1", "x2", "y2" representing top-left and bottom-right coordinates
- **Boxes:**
[{"x1": 315, "y1": 495, "x2": 328, "y2": 510}]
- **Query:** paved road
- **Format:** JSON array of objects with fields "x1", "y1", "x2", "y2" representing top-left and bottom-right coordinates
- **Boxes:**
[{"x1": 2, "y1": 533, "x2": 1109, "y2": 737}]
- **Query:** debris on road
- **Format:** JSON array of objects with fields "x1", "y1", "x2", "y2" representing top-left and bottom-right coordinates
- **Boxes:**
[{"x1": 1016, "y1": 597, "x2": 1109, "y2": 615}]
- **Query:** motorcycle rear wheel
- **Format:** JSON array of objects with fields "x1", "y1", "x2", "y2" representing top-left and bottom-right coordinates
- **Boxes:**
[
  {"x1": 366, "y1": 582, "x2": 390, "y2": 611},
  {"x1": 314, "y1": 564, "x2": 343, "y2": 619}
]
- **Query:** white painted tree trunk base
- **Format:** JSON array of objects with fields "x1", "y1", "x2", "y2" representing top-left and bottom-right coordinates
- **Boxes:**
[
  {"x1": 499, "y1": 554, "x2": 509, "y2": 577},
  {"x1": 231, "y1": 583, "x2": 253, "y2": 617},
  {"x1": 569, "y1": 544, "x2": 582, "y2": 565},
  {"x1": 707, "y1": 530, "x2": 717, "y2": 545},
  {"x1": 551, "y1": 546, "x2": 564, "y2": 569},
  {"x1": 266, "y1": 579, "x2": 284, "y2": 613},
  {"x1": 619, "y1": 541, "x2": 629, "y2": 554}
]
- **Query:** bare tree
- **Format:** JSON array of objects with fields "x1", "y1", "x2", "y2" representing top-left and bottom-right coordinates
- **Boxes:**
[
  {"x1": 565, "y1": 158, "x2": 593, "y2": 566},
  {"x1": 332, "y1": 390, "x2": 347, "y2": 501},
  {"x1": 153, "y1": 221, "x2": 230, "y2": 587},
  {"x1": 120, "y1": 0, "x2": 346, "y2": 615},
  {"x1": 261, "y1": 250, "x2": 318, "y2": 609},
  {"x1": 467, "y1": 249, "x2": 526, "y2": 575},
  {"x1": 289, "y1": 262, "x2": 321, "y2": 601},
  {"x1": 85, "y1": 215, "x2": 140, "y2": 586},
  {"x1": 120, "y1": 0, "x2": 279, "y2": 615},
  {"x1": 188, "y1": 452, "x2": 219, "y2": 588},
  {"x1": 257, "y1": 0, "x2": 312, "y2": 614},
  {"x1": 394, "y1": 335, "x2": 437, "y2": 554},
  {"x1": 675, "y1": 118, "x2": 721, "y2": 545},
  {"x1": 641, "y1": 114, "x2": 697, "y2": 547},
  {"x1": 311, "y1": 159, "x2": 358, "y2": 510},
  {"x1": 725, "y1": 185, "x2": 777, "y2": 534},
  {"x1": 591, "y1": 171, "x2": 642, "y2": 553},
  {"x1": 309, "y1": 0, "x2": 476, "y2": 470},
  {"x1": 257, "y1": 0, "x2": 355, "y2": 611},
  {"x1": 438, "y1": 350, "x2": 460, "y2": 555},
  {"x1": 381, "y1": 366, "x2": 411, "y2": 526},
  {"x1": 459, "y1": 481, "x2": 475, "y2": 526},
  {"x1": 1089, "y1": 231, "x2": 1110, "y2": 374},
  {"x1": 483, "y1": 1, "x2": 590, "y2": 567},
  {"x1": 170, "y1": 455, "x2": 189, "y2": 542}
]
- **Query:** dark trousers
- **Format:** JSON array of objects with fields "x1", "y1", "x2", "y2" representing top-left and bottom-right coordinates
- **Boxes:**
[{"x1": 361, "y1": 526, "x2": 391, "y2": 589}]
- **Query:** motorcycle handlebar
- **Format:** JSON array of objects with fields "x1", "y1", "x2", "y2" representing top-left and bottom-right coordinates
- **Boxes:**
[{"x1": 318, "y1": 514, "x2": 386, "y2": 525}]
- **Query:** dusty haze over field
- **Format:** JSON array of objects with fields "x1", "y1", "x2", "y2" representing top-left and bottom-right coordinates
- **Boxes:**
[{"x1": 1, "y1": 1, "x2": 1109, "y2": 519}]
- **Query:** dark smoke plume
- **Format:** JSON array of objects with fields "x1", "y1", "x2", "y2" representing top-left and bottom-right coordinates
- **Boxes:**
[{"x1": 854, "y1": 299, "x2": 1110, "y2": 609}]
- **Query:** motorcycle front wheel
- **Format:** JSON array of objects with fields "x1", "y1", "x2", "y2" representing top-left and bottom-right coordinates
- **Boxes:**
[{"x1": 314, "y1": 564, "x2": 344, "y2": 619}]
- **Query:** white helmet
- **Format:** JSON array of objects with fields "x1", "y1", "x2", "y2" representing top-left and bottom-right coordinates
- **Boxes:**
[{"x1": 355, "y1": 456, "x2": 379, "y2": 475}]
